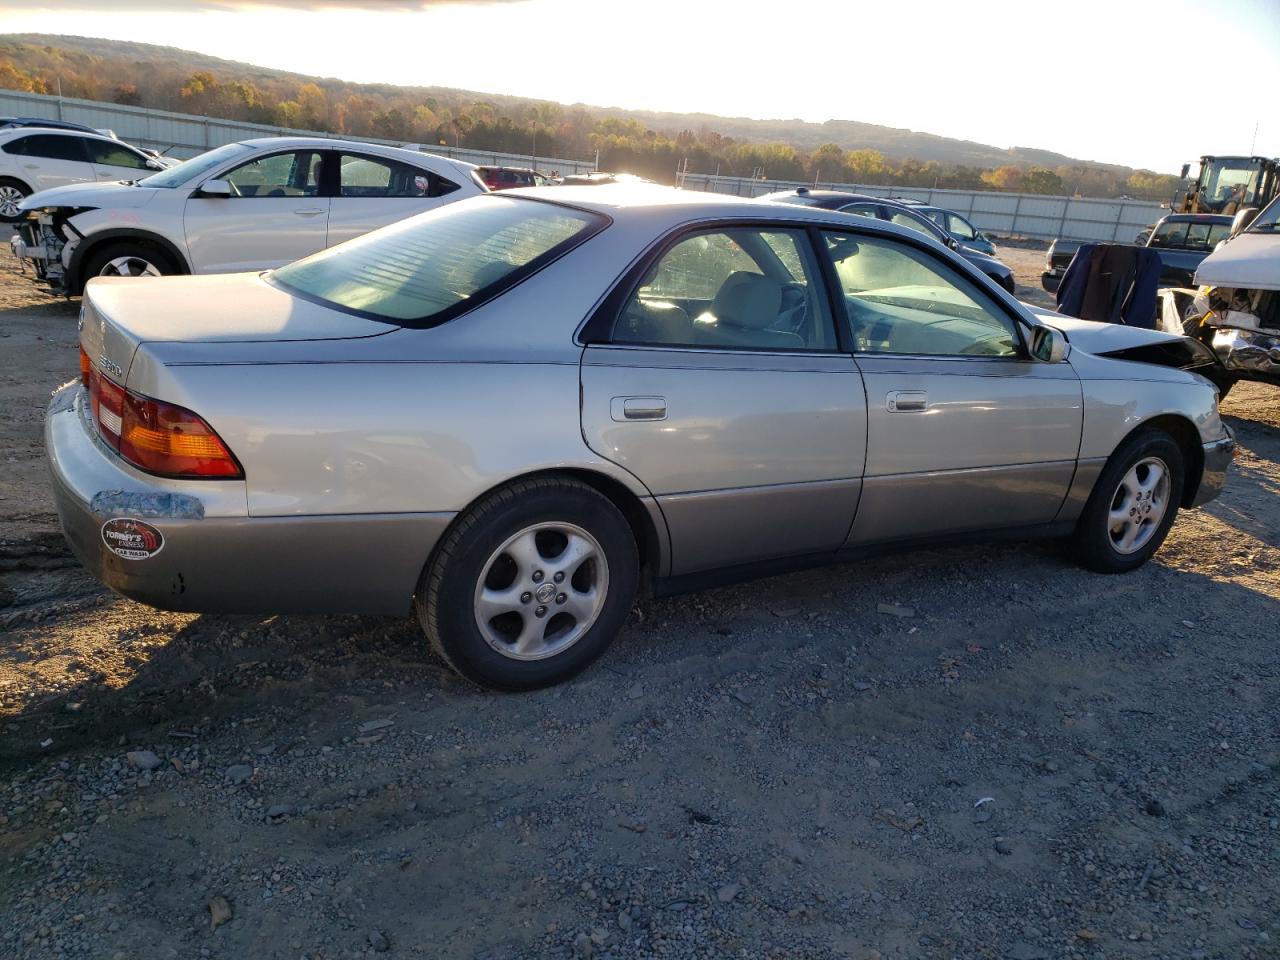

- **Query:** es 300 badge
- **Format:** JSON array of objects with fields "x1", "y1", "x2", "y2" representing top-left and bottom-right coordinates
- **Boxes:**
[{"x1": 101, "y1": 517, "x2": 164, "y2": 560}]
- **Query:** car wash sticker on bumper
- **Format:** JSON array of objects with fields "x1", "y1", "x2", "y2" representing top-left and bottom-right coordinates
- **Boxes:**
[{"x1": 101, "y1": 517, "x2": 165, "y2": 560}]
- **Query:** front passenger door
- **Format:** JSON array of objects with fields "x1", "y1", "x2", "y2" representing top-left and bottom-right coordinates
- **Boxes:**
[
  {"x1": 184, "y1": 149, "x2": 328, "y2": 273},
  {"x1": 818, "y1": 230, "x2": 1084, "y2": 545},
  {"x1": 581, "y1": 226, "x2": 866, "y2": 576}
]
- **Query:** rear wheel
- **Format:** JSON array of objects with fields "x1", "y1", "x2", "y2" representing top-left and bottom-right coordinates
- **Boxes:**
[
  {"x1": 415, "y1": 476, "x2": 638, "y2": 691},
  {"x1": 81, "y1": 241, "x2": 177, "y2": 285},
  {"x1": 0, "y1": 177, "x2": 30, "y2": 222},
  {"x1": 1071, "y1": 428, "x2": 1184, "y2": 573}
]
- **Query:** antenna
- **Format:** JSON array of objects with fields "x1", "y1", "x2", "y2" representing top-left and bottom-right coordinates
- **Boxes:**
[{"x1": 1250, "y1": 121, "x2": 1258, "y2": 155}]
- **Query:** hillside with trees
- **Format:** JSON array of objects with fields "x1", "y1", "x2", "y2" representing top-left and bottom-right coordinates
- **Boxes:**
[{"x1": 0, "y1": 34, "x2": 1182, "y2": 200}]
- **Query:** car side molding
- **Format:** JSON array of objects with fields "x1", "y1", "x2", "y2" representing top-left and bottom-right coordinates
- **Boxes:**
[{"x1": 651, "y1": 520, "x2": 1077, "y2": 598}]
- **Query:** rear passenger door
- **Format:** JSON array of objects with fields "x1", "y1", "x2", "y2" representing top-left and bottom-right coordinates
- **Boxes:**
[
  {"x1": 3, "y1": 133, "x2": 95, "y2": 190},
  {"x1": 326, "y1": 152, "x2": 460, "y2": 247},
  {"x1": 580, "y1": 225, "x2": 867, "y2": 576},
  {"x1": 184, "y1": 149, "x2": 328, "y2": 273}
]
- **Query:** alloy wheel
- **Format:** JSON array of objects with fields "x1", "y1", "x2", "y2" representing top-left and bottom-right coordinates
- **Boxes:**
[
  {"x1": 1108, "y1": 456, "x2": 1171, "y2": 554},
  {"x1": 99, "y1": 256, "x2": 162, "y2": 278},
  {"x1": 473, "y1": 522, "x2": 609, "y2": 661},
  {"x1": 0, "y1": 185, "x2": 25, "y2": 219}
]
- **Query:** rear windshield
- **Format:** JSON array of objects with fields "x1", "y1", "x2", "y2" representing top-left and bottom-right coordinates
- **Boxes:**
[{"x1": 272, "y1": 195, "x2": 605, "y2": 324}]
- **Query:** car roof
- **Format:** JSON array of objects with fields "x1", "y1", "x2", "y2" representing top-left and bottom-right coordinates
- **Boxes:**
[
  {"x1": 501, "y1": 183, "x2": 947, "y2": 243},
  {"x1": 1160, "y1": 213, "x2": 1234, "y2": 224},
  {"x1": 236, "y1": 136, "x2": 477, "y2": 170},
  {"x1": 0, "y1": 116, "x2": 98, "y2": 132},
  {"x1": 0, "y1": 125, "x2": 126, "y2": 144}
]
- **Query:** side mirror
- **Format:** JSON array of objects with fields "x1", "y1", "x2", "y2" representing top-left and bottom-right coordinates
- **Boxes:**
[
  {"x1": 1180, "y1": 163, "x2": 1190, "y2": 180},
  {"x1": 197, "y1": 179, "x2": 232, "y2": 198},
  {"x1": 1031, "y1": 326, "x2": 1069, "y2": 363},
  {"x1": 145, "y1": 158, "x2": 163, "y2": 171},
  {"x1": 1230, "y1": 207, "x2": 1259, "y2": 236}
]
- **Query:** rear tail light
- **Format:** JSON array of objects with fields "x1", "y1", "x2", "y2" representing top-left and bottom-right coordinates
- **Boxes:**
[{"x1": 86, "y1": 365, "x2": 242, "y2": 479}]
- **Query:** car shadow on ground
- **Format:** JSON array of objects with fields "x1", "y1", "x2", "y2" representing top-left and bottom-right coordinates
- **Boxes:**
[{"x1": 3, "y1": 525, "x2": 1277, "y2": 775}]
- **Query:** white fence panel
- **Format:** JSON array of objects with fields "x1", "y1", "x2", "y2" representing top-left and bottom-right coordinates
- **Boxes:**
[
  {"x1": 678, "y1": 173, "x2": 1164, "y2": 242},
  {"x1": 1, "y1": 88, "x2": 1166, "y2": 241}
]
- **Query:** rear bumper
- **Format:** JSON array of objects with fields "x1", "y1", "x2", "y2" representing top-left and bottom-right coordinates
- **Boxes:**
[
  {"x1": 1190, "y1": 431, "x2": 1234, "y2": 508},
  {"x1": 46, "y1": 383, "x2": 453, "y2": 615}
]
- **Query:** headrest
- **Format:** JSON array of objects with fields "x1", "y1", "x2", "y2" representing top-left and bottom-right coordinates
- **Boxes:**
[{"x1": 710, "y1": 271, "x2": 783, "y2": 330}]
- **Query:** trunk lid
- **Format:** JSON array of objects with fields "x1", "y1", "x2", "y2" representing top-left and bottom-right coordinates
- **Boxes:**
[{"x1": 79, "y1": 272, "x2": 397, "y2": 386}]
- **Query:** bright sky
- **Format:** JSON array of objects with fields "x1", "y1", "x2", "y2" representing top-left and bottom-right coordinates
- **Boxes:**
[{"x1": 2, "y1": 0, "x2": 1278, "y2": 173}]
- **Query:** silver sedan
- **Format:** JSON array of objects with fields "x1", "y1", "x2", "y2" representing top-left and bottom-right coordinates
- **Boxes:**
[{"x1": 48, "y1": 186, "x2": 1235, "y2": 689}]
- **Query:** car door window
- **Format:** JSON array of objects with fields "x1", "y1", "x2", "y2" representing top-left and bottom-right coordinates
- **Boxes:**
[
  {"x1": 222, "y1": 150, "x2": 322, "y2": 198},
  {"x1": 5, "y1": 133, "x2": 88, "y2": 162},
  {"x1": 838, "y1": 202, "x2": 880, "y2": 219},
  {"x1": 886, "y1": 209, "x2": 937, "y2": 240},
  {"x1": 86, "y1": 140, "x2": 151, "y2": 170},
  {"x1": 822, "y1": 231, "x2": 1020, "y2": 357},
  {"x1": 947, "y1": 213, "x2": 977, "y2": 240},
  {"x1": 338, "y1": 153, "x2": 459, "y2": 198},
  {"x1": 1148, "y1": 220, "x2": 1189, "y2": 248},
  {"x1": 615, "y1": 228, "x2": 835, "y2": 351},
  {"x1": 1184, "y1": 221, "x2": 1216, "y2": 249}
]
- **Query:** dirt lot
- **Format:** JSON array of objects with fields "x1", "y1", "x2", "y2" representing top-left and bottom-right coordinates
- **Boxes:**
[{"x1": 1, "y1": 245, "x2": 1278, "y2": 960}]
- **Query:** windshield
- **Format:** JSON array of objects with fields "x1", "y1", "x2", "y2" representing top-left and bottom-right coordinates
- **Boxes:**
[
  {"x1": 137, "y1": 142, "x2": 254, "y2": 188},
  {"x1": 1199, "y1": 158, "x2": 1263, "y2": 207},
  {"x1": 273, "y1": 195, "x2": 605, "y2": 324},
  {"x1": 1248, "y1": 196, "x2": 1280, "y2": 233}
]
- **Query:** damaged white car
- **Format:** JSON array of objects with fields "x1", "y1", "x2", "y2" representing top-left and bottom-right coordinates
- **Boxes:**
[
  {"x1": 9, "y1": 136, "x2": 484, "y2": 296},
  {"x1": 1160, "y1": 196, "x2": 1280, "y2": 392}
]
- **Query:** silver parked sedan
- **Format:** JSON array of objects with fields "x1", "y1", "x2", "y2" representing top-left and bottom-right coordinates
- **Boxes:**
[{"x1": 48, "y1": 186, "x2": 1235, "y2": 689}]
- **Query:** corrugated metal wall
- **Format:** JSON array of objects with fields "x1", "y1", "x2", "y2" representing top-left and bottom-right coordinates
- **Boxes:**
[
  {"x1": 2, "y1": 89, "x2": 1165, "y2": 242},
  {"x1": 677, "y1": 175, "x2": 1165, "y2": 242}
]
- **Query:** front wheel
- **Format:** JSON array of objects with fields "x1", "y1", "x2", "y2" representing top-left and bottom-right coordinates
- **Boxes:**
[
  {"x1": 0, "y1": 177, "x2": 30, "y2": 222},
  {"x1": 415, "y1": 476, "x2": 639, "y2": 691},
  {"x1": 1071, "y1": 429, "x2": 1185, "y2": 573},
  {"x1": 81, "y1": 241, "x2": 176, "y2": 284}
]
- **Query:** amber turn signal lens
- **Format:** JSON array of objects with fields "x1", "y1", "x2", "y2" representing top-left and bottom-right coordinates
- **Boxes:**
[{"x1": 87, "y1": 367, "x2": 242, "y2": 479}]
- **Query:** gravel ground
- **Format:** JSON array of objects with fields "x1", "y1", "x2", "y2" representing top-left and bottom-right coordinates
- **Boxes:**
[{"x1": 1, "y1": 245, "x2": 1278, "y2": 960}]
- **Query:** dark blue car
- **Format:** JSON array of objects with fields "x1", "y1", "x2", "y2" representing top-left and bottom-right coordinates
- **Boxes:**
[{"x1": 760, "y1": 188, "x2": 1015, "y2": 294}]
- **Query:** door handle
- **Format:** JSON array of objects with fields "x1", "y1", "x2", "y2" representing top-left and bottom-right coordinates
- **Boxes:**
[
  {"x1": 293, "y1": 208, "x2": 325, "y2": 216},
  {"x1": 610, "y1": 396, "x2": 666, "y2": 422},
  {"x1": 886, "y1": 390, "x2": 928, "y2": 412}
]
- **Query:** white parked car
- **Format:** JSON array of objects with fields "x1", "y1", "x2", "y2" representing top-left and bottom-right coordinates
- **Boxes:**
[
  {"x1": 9, "y1": 137, "x2": 486, "y2": 294},
  {"x1": 0, "y1": 126, "x2": 170, "y2": 221}
]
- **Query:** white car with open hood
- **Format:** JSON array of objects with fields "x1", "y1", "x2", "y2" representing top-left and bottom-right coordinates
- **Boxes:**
[
  {"x1": 9, "y1": 136, "x2": 485, "y2": 295},
  {"x1": 1186, "y1": 195, "x2": 1280, "y2": 388}
]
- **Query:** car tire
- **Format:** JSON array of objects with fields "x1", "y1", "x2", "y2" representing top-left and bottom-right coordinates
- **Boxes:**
[
  {"x1": 0, "y1": 177, "x2": 30, "y2": 222},
  {"x1": 415, "y1": 476, "x2": 639, "y2": 691},
  {"x1": 81, "y1": 241, "x2": 177, "y2": 285},
  {"x1": 1071, "y1": 428, "x2": 1185, "y2": 574}
]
